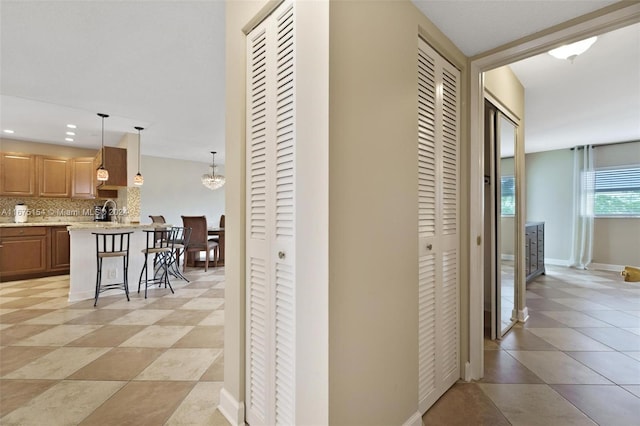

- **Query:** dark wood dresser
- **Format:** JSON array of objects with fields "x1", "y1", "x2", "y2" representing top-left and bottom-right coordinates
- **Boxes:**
[{"x1": 525, "y1": 222, "x2": 545, "y2": 282}]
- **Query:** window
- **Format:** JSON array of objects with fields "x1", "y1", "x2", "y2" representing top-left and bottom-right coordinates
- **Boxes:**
[
  {"x1": 501, "y1": 175, "x2": 515, "y2": 216},
  {"x1": 594, "y1": 166, "x2": 640, "y2": 216}
]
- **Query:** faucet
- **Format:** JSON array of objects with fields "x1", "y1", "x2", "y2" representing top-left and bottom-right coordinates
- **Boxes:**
[{"x1": 102, "y1": 199, "x2": 118, "y2": 222}]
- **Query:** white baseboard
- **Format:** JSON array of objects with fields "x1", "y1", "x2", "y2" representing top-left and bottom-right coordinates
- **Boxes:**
[
  {"x1": 403, "y1": 411, "x2": 423, "y2": 426},
  {"x1": 517, "y1": 307, "x2": 529, "y2": 323},
  {"x1": 589, "y1": 263, "x2": 625, "y2": 272},
  {"x1": 218, "y1": 388, "x2": 245, "y2": 426},
  {"x1": 544, "y1": 258, "x2": 571, "y2": 267},
  {"x1": 464, "y1": 361, "x2": 472, "y2": 382}
]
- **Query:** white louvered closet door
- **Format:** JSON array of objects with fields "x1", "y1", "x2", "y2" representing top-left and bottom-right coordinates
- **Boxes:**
[
  {"x1": 417, "y1": 38, "x2": 460, "y2": 414},
  {"x1": 246, "y1": 1, "x2": 296, "y2": 425}
]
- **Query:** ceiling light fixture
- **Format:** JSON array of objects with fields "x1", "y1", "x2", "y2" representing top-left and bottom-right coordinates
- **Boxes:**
[
  {"x1": 66, "y1": 131, "x2": 75, "y2": 136},
  {"x1": 67, "y1": 124, "x2": 77, "y2": 129},
  {"x1": 65, "y1": 138, "x2": 74, "y2": 142},
  {"x1": 548, "y1": 36, "x2": 597, "y2": 62},
  {"x1": 134, "y1": 126, "x2": 144, "y2": 186},
  {"x1": 96, "y1": 113, "x2": 110, "y2": 182},
  {"x1": 3, "y1": 129, "x2": 15, "y2": 134},
  {"x1": 201, "y1": 151, "x2": 225, "y2": 190}
]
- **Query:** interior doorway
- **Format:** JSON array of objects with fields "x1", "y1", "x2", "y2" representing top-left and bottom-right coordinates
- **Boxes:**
[{"x1": 468, "y1": 3, "x2": 640, "y2": 380}]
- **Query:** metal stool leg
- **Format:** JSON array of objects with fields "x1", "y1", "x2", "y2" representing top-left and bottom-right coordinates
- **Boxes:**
[{"x1": 94, "y1": 257, "x2": 102, "y2": 307}]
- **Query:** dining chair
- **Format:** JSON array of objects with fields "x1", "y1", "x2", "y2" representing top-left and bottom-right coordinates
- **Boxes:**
[
  {"x1": 149, "y1": 215, "x2": 166, "y2": 224},
  {"x1": 210, "y1": 214, "x2": 225, "y2": 245},
  {"x1": 181, "y1": 215, "x2": 219, "y2": 271}
]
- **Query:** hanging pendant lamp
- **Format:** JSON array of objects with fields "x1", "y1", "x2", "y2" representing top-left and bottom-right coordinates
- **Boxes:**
[
  {"x1": 134, "y1": 126, "x2": 144, "y2": 186},
  {"x1": 201, "y1": 151, "x2": 225, "y2": 190},
  {"x1": 96, "y1": 113, "x2": 110, "y2": 181}
]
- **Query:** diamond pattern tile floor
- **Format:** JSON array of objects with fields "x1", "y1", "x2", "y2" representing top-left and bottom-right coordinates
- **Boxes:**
[
  {"x1": 424, "y1": 265, "x2": 640, "y2": 425},
  {"x1": 0, "y1": 267, "x2": 229, "y2": 425}
]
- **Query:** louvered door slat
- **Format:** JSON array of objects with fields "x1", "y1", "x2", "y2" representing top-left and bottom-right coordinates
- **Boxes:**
[
  {"x1": 418, "y1": 38, "x2": 460, "y2": 414},
  {"x1": 247, "y1": 2, "x2": 296, "y2": 424}
]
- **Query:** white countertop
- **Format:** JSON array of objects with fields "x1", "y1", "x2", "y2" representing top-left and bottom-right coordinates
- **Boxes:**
[
  {"x1": 0, "y1": 221, "x2": 78, "y2": 228},
  {"x1": 0, "y1": 221, "x2": 168, "y2": 230}
]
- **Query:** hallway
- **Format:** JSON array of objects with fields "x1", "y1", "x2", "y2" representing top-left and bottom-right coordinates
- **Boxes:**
[{"x1": 424, "y1": 265, "x2": 640, "y2": 425}]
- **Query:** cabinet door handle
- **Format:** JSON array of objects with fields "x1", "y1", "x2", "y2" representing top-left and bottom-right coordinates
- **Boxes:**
[
  {"x1": 426, "y1": 244, "x2": 433, "y2": 251},
  {"x1": 278, "y1": 251, "x2": 286, "y2": 260}
]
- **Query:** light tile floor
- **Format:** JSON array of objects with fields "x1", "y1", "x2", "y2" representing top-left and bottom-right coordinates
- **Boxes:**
[
  {"x1": 3, "y1": 265, "x2": 639, "y2": 425},
  {"x1": 0, "y1": 268, "x2": 230, "y2": 426},
  {"x1": 423, "y1": 265, "x2": 640, "y2": 425}
]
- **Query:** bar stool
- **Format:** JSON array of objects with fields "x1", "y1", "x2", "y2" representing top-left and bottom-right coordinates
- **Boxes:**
[
  {"x1": 138, "y1": 228, "x2": 175, "y2": 298},
  {"x1": 167, "y1": 226, "x2": 191, "y2": 282},
  {"x1": 92, "y1": 232, "x2": 133, "y2": 307}
]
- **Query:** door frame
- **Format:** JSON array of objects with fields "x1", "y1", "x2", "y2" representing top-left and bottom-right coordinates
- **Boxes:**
[{"x1": 467, "y1": 2, "x2": 640, "y2": 380}]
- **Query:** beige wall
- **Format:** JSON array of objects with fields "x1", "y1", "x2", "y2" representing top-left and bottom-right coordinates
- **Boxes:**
[
  {"x1": 483, "y1": 66, "x2": 526, "y2": 316},
  {"x1": 526, "y1": 142, "x2": 640, "y2": 267},
  {"x1": 225, "y1": 0, "x2": 468, "y2": 424},
  {"x1": 224, "y1": 0, "x2": 264, "y2": 421},
  {"x1": 1, "y1": 138, "x2": 97, "y2": 157},
  {"x1": 593, "y1": 141, "x2": 640, "y2": 266},
  {"x1": 328, "y1": 1, "x2": 467, "y2": 424}
]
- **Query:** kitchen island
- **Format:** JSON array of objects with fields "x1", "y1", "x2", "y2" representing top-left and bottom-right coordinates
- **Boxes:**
[{"x1": 67, "y1": 222, "x2": 168, "y2": 302}]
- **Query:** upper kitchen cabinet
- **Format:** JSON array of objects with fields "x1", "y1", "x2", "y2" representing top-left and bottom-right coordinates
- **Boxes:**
[
  {"x1": 71, "y1": 157, "x2": 96, "y2": 199},
  {"x1": 94, "y1": 146, "x2": 127, "y2": 189},
  {"x1": 0, "y1": 152, "x2": 37, "y2": 196},
  {"x1": 38, "y1": 155, "x2": 71, "y2": 198}
]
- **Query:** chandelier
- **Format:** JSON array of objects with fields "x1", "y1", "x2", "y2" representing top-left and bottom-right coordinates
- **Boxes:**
[{"x1": 201, "y1": 151, "x2": 225, "y2": 190}]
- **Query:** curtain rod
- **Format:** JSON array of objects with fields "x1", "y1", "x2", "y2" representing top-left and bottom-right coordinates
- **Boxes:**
[{"x1": 570, "y1": 140, "x2": 639, "y2": 150}]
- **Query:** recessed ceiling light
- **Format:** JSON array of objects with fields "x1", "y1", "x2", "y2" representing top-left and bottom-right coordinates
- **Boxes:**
[
  {"x1": 66, "y1": 131, "x2": 76, "y2": 136},
  {"x1": 67, "y1": 124, "x2": 77, "y2": 129},
  {"x1": 3, "y1": 129, "x2": 15, "y2": 134},
  {"x1": 65, "y1": 138, "x2": 74, "y2": 142}
]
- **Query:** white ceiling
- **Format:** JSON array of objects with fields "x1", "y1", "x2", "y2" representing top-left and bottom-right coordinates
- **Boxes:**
[{"x1": 1, "y1": 1, "x2": 638, "y2": 162}]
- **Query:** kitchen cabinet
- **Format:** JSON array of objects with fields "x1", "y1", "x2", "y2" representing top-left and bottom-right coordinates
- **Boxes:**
[
  {"x1": 94, "y1": 146, "x2": 127, "y2": 189},
  {"x1": 0, "y1": 227, "x2": 48, "y2": 281},
  {"x1": 38, "y1": 156, "x2": 71, "y2": 197},
  {"x1": 50, "y1": 226, "x2": 70, "y2": 271},
  {"x1": 0, "y1": 152, "x2": 36, "y2": 196},
  {"x1": 0, "y1": 226, "x2": 71, "y2": 282},
  {"x1": 71, "y1": 157, "x2": 96, "y2": 199}
]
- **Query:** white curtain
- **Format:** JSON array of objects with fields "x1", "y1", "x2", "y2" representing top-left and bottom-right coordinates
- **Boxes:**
[{"x1": 569, "y1": 145, "x2": 595, "y2": 269}]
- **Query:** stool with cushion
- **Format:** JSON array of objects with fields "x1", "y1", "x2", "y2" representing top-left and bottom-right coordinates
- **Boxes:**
[
  {"x1": 92, "y1": 232, "x2": 133, "y2": 307},
  {"x1": 138, "y1": 228, "x2": 175, "y2": 298}
]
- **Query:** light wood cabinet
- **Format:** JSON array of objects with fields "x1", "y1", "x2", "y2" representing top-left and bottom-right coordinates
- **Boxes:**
[
  {"x1": 71, "y1": 157, "x2": 96, "y2": 199},
  {"x1": 94, "y1": 146, "x2": 127, "y2": 189},
  {"x1": 0, "y1": 152, "x2": 36, "y2": 196},
  {"x1": 38, "y1": 156, "x2": 71, "y2": 197},
  {"x1": 0, "y1": 227, "x2": 48, "y2": 281}
]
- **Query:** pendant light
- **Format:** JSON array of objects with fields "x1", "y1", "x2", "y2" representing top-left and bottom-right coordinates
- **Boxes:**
[
  {"x1": 201, "y1": 151, "x2": 225, "y2": 190},
  {"x1": 96, "y1": 113, "x2": 110, "y2": 181},
  {"x1": 134, "y1": 126, "x2": 144, "y2": 186}
]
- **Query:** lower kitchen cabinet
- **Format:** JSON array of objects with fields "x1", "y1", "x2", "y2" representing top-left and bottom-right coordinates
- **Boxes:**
[
  {"x1": 50, "y1": 226, "x2": 71, "y2": 271},
  {"x1": 0, "y1": 226, "x2": 70, "y2": 282}
]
